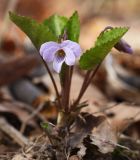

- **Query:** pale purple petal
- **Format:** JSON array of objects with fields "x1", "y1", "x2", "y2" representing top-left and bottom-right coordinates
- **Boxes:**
[
  {"x1": 40, "y1": 40, "x2": 82, "y2": 73},
  {"x1": 53, "y1": 57, "x2": 65, "y2": 73},
  {"x1": 42, "y1": 47, "x2": 60, "y2": 62},
  {"x1": 61, "y1": 40, "x2": 82, "y2": 57},
  {"x1": 62, "y1": 47, "x2": 75, "y2": 65},
  {"x1": 40, "y1": 42, "x2": 60, "y2": 56},
  {"x1": 40, "y1": 42, "x2": 60, "y2": 62}
]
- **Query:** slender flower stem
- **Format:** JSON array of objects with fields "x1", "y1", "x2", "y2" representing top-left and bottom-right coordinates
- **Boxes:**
[
  {"x1": 61, "y1": 65, "x2": 68, "y2": 111},
  {"x1": 69, "y1": 66, "x2": 74, "y2": 87},
  {"x1": 72, "y1": 62, "x2": 102, "y2": 110},
  {"x1": 65, "y1": 67, "x2": 71, "y2": 112},
  {"x1": 84, "y1": 62, "x2": 101, "y2": 91},
  {"x1": 71, "y1": 70, "x2": 91, "y2": 110},
  {"x1": 67, "y1": 66, "x2": 74, "y2": 111},
  {"x1": 77, "y1": 70, "x2": 91, "y2": 101},
  {"x1": 61, "y1": 65, "x2": 71, "y2": 112},
  {"x1": 42, "y1": 59, "x2": 62, "y2": 109}
]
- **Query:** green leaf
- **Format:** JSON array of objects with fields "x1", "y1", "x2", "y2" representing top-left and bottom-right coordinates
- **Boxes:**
[
  {"x1": 9, "y1": 12, "x2": 57, "y2": 50},
  {"x1": 66, "y1": 11, "x2": 80, "y2": 42},
  {"x1": 79, "y1": 27, "x2": 128, "y2": 70},
  {"x1": 41, "y1": 122, "x2": 49, "y2": 129},
  {"x1": 43, "y1": 14, "x2": 68, "y2": 37},
  {"x1": 40, "y1": 122, "x2": 53, "y2": 133}
]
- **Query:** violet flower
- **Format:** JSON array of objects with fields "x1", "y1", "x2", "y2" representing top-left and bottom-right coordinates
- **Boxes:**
[
  {"x1": 114, "y1": 39, "x2": 133, "y2": 54},
  {"x1": 40, "y1": 40, "x2": 82, "y2": 73}
]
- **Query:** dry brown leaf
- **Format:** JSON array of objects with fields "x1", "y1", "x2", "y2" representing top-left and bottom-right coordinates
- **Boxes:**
[
  {"x1": 111, "y1": 118, "x2": 134, "y2": 135},
  {"x1": 113, "y1": 52, "x2": 140, "y2": 75},
  {"x1": 0, "y1": 101, "x2": 36, "y2": 134},
  {"x1": 32, "y1": 96, "x2": 58, "y2": 120},
  {"x1": 1, "y1": 37, "x2": 16, "y2": 54},
  {"x1": 90, "y1": 119, "x2": 117, "y2": 153},
  {"x1": 77, "y1": 143, "x2": 86, "y2": 158},
  {"x1": 12, "y1": 154, "x2": 32, "y2": 160},
  {"x1": 123, "y1": 120, "x2": 140, "y2": 139},
  {"x1": 0, "y1": 55, "x2": 41, "y2": 86},
  {"x1": 107, "y1": 103, "x2": 140, "y2": 121},
  {"x1": 69, "y1": 112, "x2": 105, "y2": 149},
  {"x1": 105, "y1": 53, "x2": 140, "y2": 104}
]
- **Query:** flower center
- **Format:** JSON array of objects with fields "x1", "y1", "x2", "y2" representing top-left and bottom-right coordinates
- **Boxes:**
[
  {"x1": 55, "y1": 50, "x2": 66, "y2": 62},
  {"x1": 56, "y1": 49, "x2": 65, "y2": 58}
]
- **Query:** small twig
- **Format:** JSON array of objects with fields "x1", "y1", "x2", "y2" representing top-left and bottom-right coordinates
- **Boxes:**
[
  {"x1": 20, "y1": 103, "x2": 44, "y2": 134},
  {"x1": 91, "y1": 135, "x2": 131, "y2": 151},
  {"x1": 115, "y1": 143, "x2": 131, "y2": 151},
  {"x1": 25, "y1": 133, "x2": 45, "y2": 154},
  {"x1": 0, "y1": 117, "x2": 28, "y2": 147},
  {"x1": 120, "y1": 134, "x2": 140, "y2": 144},
  {"x1": 10, "y1": 100, "x2": 46, "y2": 122}
]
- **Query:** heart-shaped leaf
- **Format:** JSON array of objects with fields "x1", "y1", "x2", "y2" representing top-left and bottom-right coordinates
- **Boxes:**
[
  {"x1": 9, "y1": 12, "x2": 57, "y2": 50},
  {"x1": 79, "y1": 27, "x2": 128, "y2": 70},
  {"x1": 66, "y1": 11, "x2": 80, "y2": 42},
  {"x1": 43, "y1": 14, "x2": 68, "y2": 37}
]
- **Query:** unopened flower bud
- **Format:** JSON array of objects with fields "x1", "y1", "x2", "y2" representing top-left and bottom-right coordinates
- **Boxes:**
[{"x1": 114, "y1": 39, "x2": 133, "y2": 54}]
